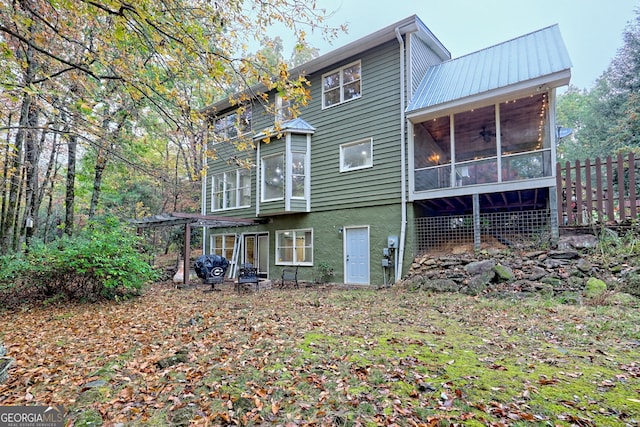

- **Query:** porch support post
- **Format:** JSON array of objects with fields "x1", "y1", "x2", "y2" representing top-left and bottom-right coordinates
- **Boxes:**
[
  {"x1": 183, "y1": 222, "x2": 191, "y2": 286},
  {"x1": 472, "y1": 193, "x2": 481, "y2": 251},
  {"x1": 549, "y1": 185, "x2": 559, "y2": 241}
]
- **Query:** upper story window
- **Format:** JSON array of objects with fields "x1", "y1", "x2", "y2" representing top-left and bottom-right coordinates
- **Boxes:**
[
  {"x1": 212, "y1": 106, "x2": 252, "y2": 143},
  {"x1": 211, "y1": 168, "x2": 251, "y2": 211},
  {"x1": 262, "y1": 154, "x2": 284, "y2": 201},
  {"x1": 291, "y1": 152, "x2": 306, "y2": 198},
  {"x1": 340, "y1": 138, "x2": 373, "y2": 172},
  {"x1": 275, "y1": 93, "x2": 293, "y2": 122},
  {"x1": 322, "y1": 61, "x2": 361, "y2": 108}
]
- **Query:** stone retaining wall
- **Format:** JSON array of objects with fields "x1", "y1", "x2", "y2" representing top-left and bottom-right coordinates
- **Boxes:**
[{"x1": 400, "y1": 232, "x2": 640, "y2": 299}]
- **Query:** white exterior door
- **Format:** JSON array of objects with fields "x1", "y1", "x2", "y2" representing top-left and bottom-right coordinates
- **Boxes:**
[
  {"x1": 243, "y1": 234, "x2": 269, "y2": 277},
  {"x1": 344, "y1": 226, "x2": 370, "y2": 284}
]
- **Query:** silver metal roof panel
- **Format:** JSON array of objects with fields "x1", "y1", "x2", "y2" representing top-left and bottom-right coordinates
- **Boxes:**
[
  {"x1": 253, "y1": 117, "x2": 316, "y2": 140},
  {"x1": 407, "y1": 24, "x2": 572, "y2": 116}
]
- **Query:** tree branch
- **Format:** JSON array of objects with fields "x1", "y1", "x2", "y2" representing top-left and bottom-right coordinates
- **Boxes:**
[{"x1": 0, "y1": 24, "x2": 121, "y2": 81}]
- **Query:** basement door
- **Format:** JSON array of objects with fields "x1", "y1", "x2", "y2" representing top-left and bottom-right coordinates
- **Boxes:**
[{"x1": 344, "y1": 226, "x2": 370, "y2": 284}]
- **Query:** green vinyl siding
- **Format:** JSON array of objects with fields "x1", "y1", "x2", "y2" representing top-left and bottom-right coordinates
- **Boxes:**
[
  {"x1": 290, "y1": 133, "x2": 307, "y2": 150},
  {"x1": 301, "y1": 40, "x2": 403, "y2": 212},
  {"x1": 204, "y1": 139, "x2": 257, "y2": 218},
  {"x1": 409, "y1": 33, "x2": 448, "y2": 94},
  {"x1": 206, "y1": 40, "x2": 409, "y2": 216},
  {"x1": 206, "y1": 204, "x2": 412, "y2": 286}
]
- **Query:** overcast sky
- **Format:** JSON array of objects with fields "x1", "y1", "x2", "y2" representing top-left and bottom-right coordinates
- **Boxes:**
[{"x1": 291, "y1": 0, "x2": 638, "y2": 90}]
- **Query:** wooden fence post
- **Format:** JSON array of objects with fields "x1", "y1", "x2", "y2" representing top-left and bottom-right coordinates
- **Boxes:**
[
  {"x1": 630, "y1": 152, "x2": 637, "y2": 220},
  {"x1": 575, "y1": 160, "x2": 583, "y2": 224},
  {"x1": 595, "y1": 157, "x2": 603, "y2": 222},
  {"x1": 617, "y1": 153, "x2": 626, "y2": 222},
  {"x1": 585, "y1": 158, "x2": 593, "y2": 223},
  {"x1": 565, "y1": 161, "x2": 573, "y2": 224},
  {"x1": 606, "y1": 156, "x2": 615, "y2": 222},
  {"x1": 556, "y1": 162, "x2": 564, "y2": 225}
]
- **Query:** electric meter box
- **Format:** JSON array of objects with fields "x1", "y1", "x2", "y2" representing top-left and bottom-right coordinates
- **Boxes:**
[{"x1": 387, "y1": 235, "x2": 398, "y2": 248}]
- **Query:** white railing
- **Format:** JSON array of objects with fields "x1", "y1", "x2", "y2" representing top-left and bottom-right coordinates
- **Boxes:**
[{"x1": 414, "y1": 149, "x2": 552, "y2": 192}]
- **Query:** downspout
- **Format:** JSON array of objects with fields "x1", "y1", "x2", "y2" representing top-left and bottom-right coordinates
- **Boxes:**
[
  {"x1": 395, "y1": 27, "x2": 407, "y2": 283},
  {"x1": 201, "y1": 149, "x2": 207, "y2": 255}
]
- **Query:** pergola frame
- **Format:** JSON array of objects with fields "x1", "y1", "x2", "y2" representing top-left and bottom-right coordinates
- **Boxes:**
[{"x1": 131, "y1": 212, "x2": 265, "y2": 286}]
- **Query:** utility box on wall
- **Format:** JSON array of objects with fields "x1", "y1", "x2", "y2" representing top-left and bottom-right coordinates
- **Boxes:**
[{"x1": 387, "y1": 235, "x2": 398, "y2": 248}]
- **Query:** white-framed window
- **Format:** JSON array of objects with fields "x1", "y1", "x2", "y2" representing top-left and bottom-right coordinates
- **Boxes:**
[
  {"x1": 276, "y1": 229, "x2": 313, "y2": 265},
  {"x1": 261, "y1": 154, "x2": 284, "y2": 201},
  {"x1": 211, "y1": 169, "x2": 251, "y2": 211},
  {"x1": 275, "y1": 93, "x2": 293, "y2": 122},
  {"x1": 340, "y1": 137, "x2": 373, "y2": 172},
  {"x1": 212, "y1": 106, "x2": 252, "y2": 143},
  {"x1": 322, "y1": 60, "x2": 362, "y2": 108},
  {"x1": 291, "y1": 152, "x2": 306, "y2": 198},
  {"x1": 210, "y1": 234, "x2": 237, "y2": 260}
]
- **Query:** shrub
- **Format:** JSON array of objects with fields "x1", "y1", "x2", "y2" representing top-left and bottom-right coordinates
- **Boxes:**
[
  {"x1": 0, "y1": 216, "x2": 159, "y2": 306},
  {"x1": 314, "y1": 262, "x2": 334, "y2": 284}
]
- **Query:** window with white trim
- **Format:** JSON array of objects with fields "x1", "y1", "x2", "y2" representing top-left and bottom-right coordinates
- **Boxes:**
[
  {"x1": 340, "y1": 138, "x2": 373, "y2": 171},
  {"x1": 276, "y1": 229, "x2": 313, "y2": 265},
  {"x1": 275, "y1": 93, "x2": 293, "y2": 122},
  {"x1": 261, "y1": 154, "x2": 284, "y2": 201},
  {"x1": 210, "y1": 234, "x2": 236, "y2": 260},
  {"x1": 291, "y1": 152, "x2": 306, "y2": 198},
  {"x1": 212, "y1": 106, "x2": 252, "y2": 144},
  {"x1": 211, "y1": 168, "x2": 251, "y2": 211},
  {"x1": 322, "y1": 61, "x2": 361, "y2": 108}
]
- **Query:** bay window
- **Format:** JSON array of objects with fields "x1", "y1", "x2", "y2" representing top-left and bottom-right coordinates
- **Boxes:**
[{"x1": 262, "y1": 154, "x2": 284, "y2": 201}]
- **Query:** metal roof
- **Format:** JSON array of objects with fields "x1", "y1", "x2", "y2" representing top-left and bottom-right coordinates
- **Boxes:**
[
  {"x1": 406, "y1": 24, "x2": 572, "y2": 117},
  {"x1": 253, "y1": 117, "x2": 316, "y2": 140}
]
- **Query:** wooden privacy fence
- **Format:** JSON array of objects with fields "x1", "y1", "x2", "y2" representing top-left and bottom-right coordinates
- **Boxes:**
[{"x1": 556, "y1": 152, "x2": 639, "y2": 226}]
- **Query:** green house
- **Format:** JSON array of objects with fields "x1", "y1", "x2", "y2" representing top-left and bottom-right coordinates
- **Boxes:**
[{"x1": 199, "y1": 15, "x2": 572, "y2": 286}]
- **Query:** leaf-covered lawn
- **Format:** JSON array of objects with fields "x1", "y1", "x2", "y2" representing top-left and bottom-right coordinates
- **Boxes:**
[{"x1": 1, "y1": 283, "x2": 639, "y2": 426}]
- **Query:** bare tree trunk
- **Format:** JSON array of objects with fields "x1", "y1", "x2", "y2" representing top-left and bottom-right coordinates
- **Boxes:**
[
  {"x1": 1, "y1": 93, "x2": 31, "y2": 253},
  {"x1": 1, "y1": 36, "x2": 35, "y2": 254},
  {"x1": 1, "y1": 112, "x2": 13, "y2": 229},
  {"x1": 89, "y1": 108, "x2": 128, "y2": 219},
  {"x1": 23, "y1": 104, "x2": 40, "y2": 247},
  {"x1": 13, "y1": 162, "x2": 26, "y2": 251},
  {"x1": 64, "y1": 133, "x2": 77, "y2": 236},
  {"x1": 40, "y1": 128, "x2": 61, "y2": 242},
  {"x1": 88, "y1": 149, "x2": 107, "y2": 219}
]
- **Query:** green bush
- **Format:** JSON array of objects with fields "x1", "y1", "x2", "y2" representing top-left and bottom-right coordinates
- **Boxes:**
[{"x1": 0, "y1": 216, "x2": 159, "y2": 306}]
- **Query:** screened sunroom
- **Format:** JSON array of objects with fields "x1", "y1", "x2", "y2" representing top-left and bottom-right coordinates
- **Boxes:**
[{"x1": 413, "y1": 92, "x2": 552, "y2": 193}]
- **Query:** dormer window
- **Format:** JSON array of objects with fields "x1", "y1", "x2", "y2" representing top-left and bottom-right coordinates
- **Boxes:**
[{"x1": 322, "y1": 61, "x2": 361, "y2": 108}]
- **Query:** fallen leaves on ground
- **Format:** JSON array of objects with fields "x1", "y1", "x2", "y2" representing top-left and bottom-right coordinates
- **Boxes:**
[{"x1": 0, "y1": 282, "x2": 639, "y2": 426}]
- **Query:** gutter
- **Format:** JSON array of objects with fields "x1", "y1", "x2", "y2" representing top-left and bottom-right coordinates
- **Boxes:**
[{"x1": 395, "y1": 27, "x2": 408, "y2": 283}]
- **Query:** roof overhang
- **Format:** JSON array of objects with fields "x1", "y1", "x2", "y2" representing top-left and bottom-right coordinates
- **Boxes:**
[
  {"x1": 202, "y1": 15, "x2": 450, "y2": 116},
  {"x1": 253, "y1": 117, "x2": 316, "y2": 140},
  {"x1": 407, "y1": 69, "x2": 571, "y2": 123}
]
